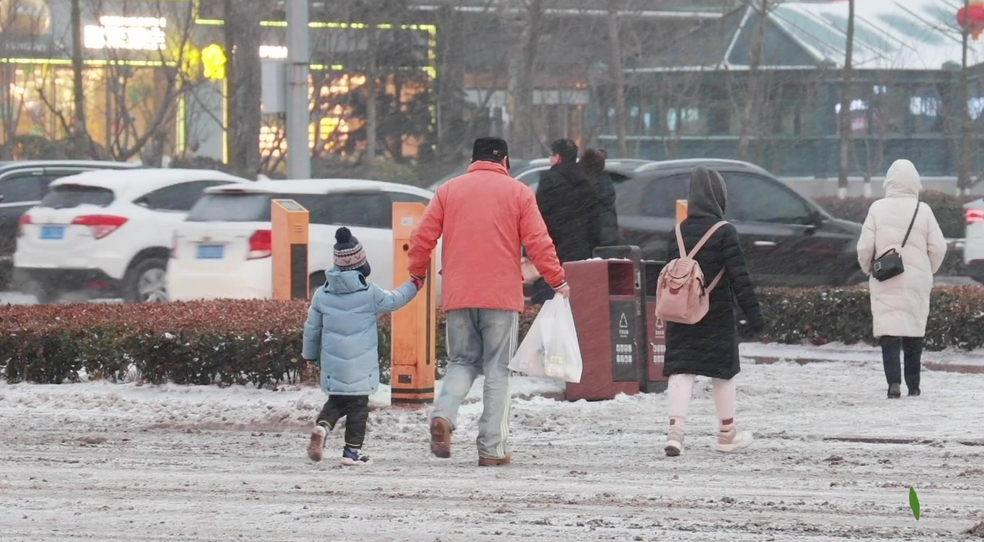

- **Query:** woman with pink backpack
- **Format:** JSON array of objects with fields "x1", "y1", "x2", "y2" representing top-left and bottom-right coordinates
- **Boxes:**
[{"x1": 657, "y1": 166, "x2": 764, "y2": 457}]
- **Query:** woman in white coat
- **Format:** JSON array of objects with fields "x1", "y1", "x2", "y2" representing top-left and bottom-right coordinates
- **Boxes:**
[{"x1": 857, "y1": 159, "x2": 946, "y2": 399}]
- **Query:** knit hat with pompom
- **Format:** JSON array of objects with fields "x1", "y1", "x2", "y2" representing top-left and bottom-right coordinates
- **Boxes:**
[{"x1": 333, "y1": 227, "x2": 370, "y2": 276}]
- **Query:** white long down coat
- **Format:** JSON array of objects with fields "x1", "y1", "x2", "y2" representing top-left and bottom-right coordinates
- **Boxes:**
[{"x1": 857, "y1": 160, "x2": 947, "y2": 338}]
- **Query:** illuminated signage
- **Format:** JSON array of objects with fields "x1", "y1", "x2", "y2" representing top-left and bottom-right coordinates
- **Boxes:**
[
  {"x1": 84, "y1": 16, "x2": 167, "y2": 51},
  {"x1": 260, "y1": 45, "x2": 288, "y2": 59}
]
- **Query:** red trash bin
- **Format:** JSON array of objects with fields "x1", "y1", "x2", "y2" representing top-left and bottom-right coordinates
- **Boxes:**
[{"x1": 563, "y1": 257, "x2": 644, "y2": 401}]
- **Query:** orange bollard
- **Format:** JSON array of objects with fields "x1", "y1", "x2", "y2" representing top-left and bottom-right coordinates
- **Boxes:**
[
  {"x1": 675, "y1": 200, "x2": 688, "y2": 224},
  {"x1": 271, "y1": 199, "x2": 309, "y2": 300},
  {"x1": 390, "y1": 202, "x2": 437, "y2": 407}
]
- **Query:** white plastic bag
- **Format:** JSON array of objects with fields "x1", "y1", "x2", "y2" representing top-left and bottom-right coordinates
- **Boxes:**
[{"x1": 508, "y1": 294, "x2": 583, "y2": 383}]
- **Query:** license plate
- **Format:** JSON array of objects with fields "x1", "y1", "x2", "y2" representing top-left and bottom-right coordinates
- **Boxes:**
[
  {"x1": 40, "y1": 226, "x2": 65, "y2": 240},
  {"x1": 196, "y1": 244, "x2": 225, "y2": 259}
]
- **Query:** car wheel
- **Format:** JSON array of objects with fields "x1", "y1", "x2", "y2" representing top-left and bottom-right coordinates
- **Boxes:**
[
  {"x1": 309, "y1": 271, "x2": 326, "y2": 299},
  {"x1": 125, "y1": 258, "x2": 169, "y2": 303}
]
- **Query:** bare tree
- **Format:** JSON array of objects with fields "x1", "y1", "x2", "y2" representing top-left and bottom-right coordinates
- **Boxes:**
[
  {"x1": 607, "y1": 0, "x2": 627, "y2": 156},
  {"x1": 70, "y1": 0, "x2": 87, "y2": 136},
  {"x1": 224, "y1": 0, "x2": 265, "y2": 175},
  {"x1": 508, "y1": 0, "x2": 544, "y2": 159},
  {"x1": 837, "y1": 0, "x2": 855, "y2": 199},
  {"x1": 365, "y1": 10, "x2": 379, "y2": 177},
  {"x1": 959, "y1": 0, "x2": 973, "y2": 195},
  {"x1": 717, "y1": 0, "x2": 776, "y2": 163}
]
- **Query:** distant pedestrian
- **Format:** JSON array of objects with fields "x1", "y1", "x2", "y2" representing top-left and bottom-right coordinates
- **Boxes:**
[
  {"x1": 663, "y1": 166, "x2": 764, "y2": 457},
  {"x1": 857, "y1": 159, "x2": 946, "y2": 399},
  {"x1": 409, "y1": 137, "x2": 568, "y2": 467},
  {"x1": 531, "y1": 138, "x2": 603, "y2": 305},
  {"x1": 580, "y1": 148, "x2": 620, "y2": 246},
  {"x1": 303, "y1": 227, "x2": 422, "y2": 466}
]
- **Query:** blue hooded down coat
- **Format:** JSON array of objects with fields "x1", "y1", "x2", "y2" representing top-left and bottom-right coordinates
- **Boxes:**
[{"x1": 302, "y1": 269, "x2": 417, "y2": 395}]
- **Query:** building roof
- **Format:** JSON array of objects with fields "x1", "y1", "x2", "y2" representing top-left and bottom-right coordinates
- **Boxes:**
[{"x1": 630, "y1": 0, "x2": 984, "y2": 73}]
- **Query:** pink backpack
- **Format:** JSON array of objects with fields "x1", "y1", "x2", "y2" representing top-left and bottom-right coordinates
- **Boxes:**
[{"x1": 655, "y1": 221, "x2": 728, "y2": 325}]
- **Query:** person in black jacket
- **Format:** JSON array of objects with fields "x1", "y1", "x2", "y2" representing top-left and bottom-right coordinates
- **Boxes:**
[
  {"x1": 580, "y1": 148, "x2": 619, "y2": 246},
  {"x1": 662, "y1": 166, "x2": 764, "y2": 458},
  {"x1": 531, "y1": 139, "x2": 602, "y2": 305}
]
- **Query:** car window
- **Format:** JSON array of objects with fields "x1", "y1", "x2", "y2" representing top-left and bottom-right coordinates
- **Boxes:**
[
  {"x1": 639, "y1": 175, "x2": 690, "y2": 218},
  {"x1": 0, "y1": 172, "x2": 44, "y2": 204},
  {"x1": 288, "y1": 194, "x2": 333, "y2": 225},
  {"x1": 40, "y1": 185, "x2": 115, "y2": 208},
  {"x1": 615, "y1": 178, "x2": 645, "y2": 215},
  {"x1": 517, "y1": 167, "x2": 548, "y2": 185},
  {"x1": 723, "y1": 172, "x2": 813, "y2": 224},
  {"x1": 325, "y1": 193, "x2": 391, "y2": 228},
  {"x1": 139, "y1": 181, "x2": 232, "y2": 211},
  {"x1": 187, "y1": 193, "x2": 273, "y2": 222}
]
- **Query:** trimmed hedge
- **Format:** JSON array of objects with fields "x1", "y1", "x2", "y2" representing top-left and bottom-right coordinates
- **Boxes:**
[
  {"x1": 0, "y1": 301, "x2": 538, "y2": 387},
  {"x1": 1, "y1": 289, "x2": 982, "y2": 386},
  {"x1": 758, "y1": 286, "x2": 984, "y2": 352}
]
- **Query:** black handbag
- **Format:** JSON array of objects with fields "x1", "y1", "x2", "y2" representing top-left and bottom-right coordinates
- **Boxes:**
[{"x1": 871, "y1": 200, "x2": 920, "y2": 282}]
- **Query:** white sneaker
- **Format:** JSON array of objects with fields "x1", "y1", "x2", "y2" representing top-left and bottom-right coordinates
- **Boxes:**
[
  {"x1": 717, "y1": 428, "x2": 753, "y2": 453},
  {"x1": 665, "y1": 425, "x2": 685, "y2": 457},
  {"x1": 307, "y1": 426, "x2": 327, "y2": 462}
]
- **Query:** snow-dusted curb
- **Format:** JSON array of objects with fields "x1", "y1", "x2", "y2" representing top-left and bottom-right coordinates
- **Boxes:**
[{"x1": 741, "y1": 342, "x2": 984, "y2": 373}]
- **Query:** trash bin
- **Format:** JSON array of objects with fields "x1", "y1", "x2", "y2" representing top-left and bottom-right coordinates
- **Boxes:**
[
  {"x1": 564, "y1": 246, "x2": 647, "y2": 401},
  {"x1": 643, "y1": 260, "x2": 668, "y2": 393}
]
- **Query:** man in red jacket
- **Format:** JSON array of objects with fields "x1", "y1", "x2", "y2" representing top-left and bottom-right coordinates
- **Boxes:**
[{"x1": 408, "y1": 137, "x2": 568, "y2": 466}]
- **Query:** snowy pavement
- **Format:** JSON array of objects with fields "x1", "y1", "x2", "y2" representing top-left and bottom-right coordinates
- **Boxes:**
[{"x1": 2, "y1": 346, "x2": 983, "y2": 541}]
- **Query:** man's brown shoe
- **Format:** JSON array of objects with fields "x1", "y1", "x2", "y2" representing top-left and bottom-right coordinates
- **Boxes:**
[
  {"x1": 478, "y1": 455, "x2": 511, "y2": 467},
  {"x1": 430, "y1": 417, "x2": 452, "y2": 458}
]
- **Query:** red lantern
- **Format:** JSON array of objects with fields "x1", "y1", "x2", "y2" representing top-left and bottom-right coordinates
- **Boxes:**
[{"x1": 957, "y1": 1, "x2": 984, "y2": 40}]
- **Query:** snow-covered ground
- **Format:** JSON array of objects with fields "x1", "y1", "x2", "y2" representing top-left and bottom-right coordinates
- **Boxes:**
[{"x1": 2, "y1": 345, "x2": 983, "y2": 541}]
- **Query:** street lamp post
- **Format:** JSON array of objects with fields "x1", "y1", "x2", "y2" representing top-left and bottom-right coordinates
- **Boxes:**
[{"x1": 286, "y1": 0, "x2": 311, "y2": 179}]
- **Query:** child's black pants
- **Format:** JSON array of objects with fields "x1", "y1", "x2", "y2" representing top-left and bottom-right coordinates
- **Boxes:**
[{"x1": 317, "y1": 395, "x2": 370, "y2": 448}]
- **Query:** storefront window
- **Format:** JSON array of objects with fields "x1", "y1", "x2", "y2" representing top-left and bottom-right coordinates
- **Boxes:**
[{"x1": 0, "y1": 64, "x2": 166, "y2": 152}]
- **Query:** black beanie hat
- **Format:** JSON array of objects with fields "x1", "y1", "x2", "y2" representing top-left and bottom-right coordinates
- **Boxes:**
[
  {"x1": 472, "y1": 137, "x2": 509, "y2": 162},
  {"x1": 334, "y1": 227, "x2": 371, "y2": 277},
  {"x1": 551, "y1": 139, "x2": 578, "y2": 163}
]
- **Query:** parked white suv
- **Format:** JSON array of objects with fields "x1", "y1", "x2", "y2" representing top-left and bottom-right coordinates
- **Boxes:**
[
  {"x1": 167, "y1": 179, "x2": 439, "y2": 301},
  {"x1": 13, "y1": 169, "x2": 248, "y2": 303}
]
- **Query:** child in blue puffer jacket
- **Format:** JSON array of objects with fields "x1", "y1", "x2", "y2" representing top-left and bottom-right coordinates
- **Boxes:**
[{"x1": 303, "y1": 227, "x2": 422, "y2": 466}]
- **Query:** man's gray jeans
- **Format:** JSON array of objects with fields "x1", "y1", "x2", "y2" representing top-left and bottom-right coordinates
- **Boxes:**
[{"x1": 431, "y1": 309, "x2": 519, "y2": 459}]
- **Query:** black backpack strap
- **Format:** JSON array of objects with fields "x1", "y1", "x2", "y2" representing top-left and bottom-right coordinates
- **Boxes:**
[{"x1": 901, "y1": 199, "x2": 920, "y2": 248}]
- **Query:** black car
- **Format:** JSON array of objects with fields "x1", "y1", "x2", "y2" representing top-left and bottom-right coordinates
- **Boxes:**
[
  {"x1": 0, "y1": 160, "x2": 139, "y2": 287},
  {"x1": 614, "y1": 159, "x2": 864, "y2": 287}
]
